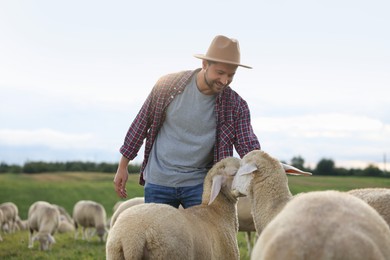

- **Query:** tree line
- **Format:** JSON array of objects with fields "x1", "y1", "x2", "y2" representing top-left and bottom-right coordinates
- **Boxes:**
[
  {"x1": 0, "y1": 161, "x2": 141, "y2": 174},
  {"x1": 0, "y1": 156, "x2": 388, "y2": 177},
  {"x1": 290, "y1": 156, "x2": 388, "y2": 177}
]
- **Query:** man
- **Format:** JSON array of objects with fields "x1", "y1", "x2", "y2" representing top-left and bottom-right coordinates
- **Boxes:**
[{"x1": 114, "y1": 35, "x2": 260, "y2": 208}]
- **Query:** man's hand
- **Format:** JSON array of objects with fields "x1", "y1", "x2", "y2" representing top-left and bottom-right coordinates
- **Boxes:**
[
  {"x1": 114, "y1": 168, "x2": 129, "y2": 198},
  {"x1": 113, "y1": 156, "x2": 131, "y2": 198}
]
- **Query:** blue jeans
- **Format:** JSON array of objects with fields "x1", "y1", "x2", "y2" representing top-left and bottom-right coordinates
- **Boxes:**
[{"x1": 144, "y1": 182, "x2": 203, "y2": 209}]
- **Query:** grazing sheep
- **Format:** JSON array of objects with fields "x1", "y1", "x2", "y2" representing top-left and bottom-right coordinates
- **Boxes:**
[
  {"x1": 237, "y1": 196, "x2": 257, "y2": 256},
  {"x1": 106, "y1": 157, "x2": 241, "y2": 260},
  {"x1": 347, "y1": 188, "x2": 390, "y2": 227},
  {"x1": 72, "y1": 200, "x2": 107, "y2": 242},
  {"x1": 27, "y1": 201, "x2": 60, "y2": 251},
  {"x1": 54, "y1": 204, "x2": 74, "y2": 224},
  {"x1": 110, "y1": 197, "x2": 144, "y2": 228},
  {"x1": 15, "y1": 215, "x2": 28, "y2": 231},
  {"x1": 52, "y1": 204, "x2": 75, "y2": 233},
  {"x1": 0, "y1": 209, "x2": 4, "y2": 241},
  {"x1": 0, "y1": 202, "x2": 19, "y2": 233},
  {"x1": 232, "y1": 150, "x2": 312, "y2": 235},
  {"x1": 252, "y1": 190, "x2": 390, "y2": 260},
  {"x1": 58, "y1": 215, "x2": 75, "y2": 233}
]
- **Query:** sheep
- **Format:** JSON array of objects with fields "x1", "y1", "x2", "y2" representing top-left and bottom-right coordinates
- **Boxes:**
[
  {"x1": 231, "y1": 150, "x2": 312, "y2": 235},
  {"x1": 15, "y1": 215, "x2": 28, "y2": 231},
  {"x1": 54, "y1": 204, "x2": 74, "y2": 224},
  {"x1": 58, "y1": 215, "x2": 75, "y2": 233},
  {"x1": 106, "y1": 156, "x2": 241, "y2": 260},
  {"x1": 52, "y1": 204, "x2": 75, "y2": 233},
  {"x1": 347, "y1": 188, "x2": 390, "y2": 227},
  {"x1": 113, "y1": 201, "x2": 124, "y2": 213},
  {"x1": 237, "y1": 196, "x2": 257, "y2": 256},
  {"x1": 0, "y1": 209, "x2": 3, "y2": 241},
  {"x1": 110, "y1": 197, "x2": 144, "y2": 228},
  {"x1": 72, "y1": 200, "x2": 107, "y2": 242},
  {"x1": 252, "y1": 190, "x2": 390, "y2": 260},
  {"x1": 109, "y1": 196, "x2": 257, "y2": 256},
  {"x1": 231, "y1": 150, "x2": 390, "y2": 259},
  {"x1": 0, "y1": 202, "x2": 19, "y2": 233},
  {"x1": 27, "y1": 201, "x2": 61, "y2": 251}
]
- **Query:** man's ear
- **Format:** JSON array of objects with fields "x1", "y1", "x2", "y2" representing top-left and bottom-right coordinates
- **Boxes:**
[{"x1": 202, "y1": 59, "x2": 208, "y2": 70}]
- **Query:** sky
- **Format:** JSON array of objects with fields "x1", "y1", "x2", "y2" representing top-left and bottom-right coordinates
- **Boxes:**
[{"x1": 0, "y1": 0, "x2": 389, "y2": 170}]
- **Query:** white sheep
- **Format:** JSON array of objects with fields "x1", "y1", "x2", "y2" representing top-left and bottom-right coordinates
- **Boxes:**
[
  {"x1": 54, "y1": 204, "x2": 74, "y2": 224},
  {"x1": 106, "y1": 157, "x2": 241, "y2": 260},
  {"x1": 15, "y1": 215, "x2": 28, "y2": 231},
  {"x1": 27, "y1": 201, "x2": 60, "y2": 251},
  {"x1": 72, "y1": 200, "x2": 107, "y2": 242},
  {"x1": 0, "y1": 202, "x2": 19, "y2": 233},
  {"x1": 109, "y1": 196, "x2": 257, "y2": 256},
  {"x1": 110, "y1": 197, "x2": 144, "y2": 228},
  {"x1": 112, "y1": 201, "x2": 124, "y2": 213},
  {"x1": 237, "y1": 196, "x2": 257, "y2": 255},
  {"x1": 58, "y1": 215, "x2": 75, "y2": 233},
  {"x1": 52, "y1": 204, "x2": 75, "y2": 233},
  {"x1": 231, "y1": 150, "x2": 312, "y2": 235},
  {"x1": 231, "y1": 150, "x2": 390, "y2": 259},
  {"x1": 252, "y1": 190, "x2": 390, "y2": 260},
  {"x1": 0, "y1": 209, "x2": 4, "y2": 241},
  {"x1": 347, "y1": 187, "x2": 390, "y2": 227}
]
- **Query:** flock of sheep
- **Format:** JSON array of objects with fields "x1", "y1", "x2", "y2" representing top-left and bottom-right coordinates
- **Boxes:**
[
  {"x1": 1, "y1": 149, "x2": 390, "y2": 259},
  {"x1": 0, "y1": 199, "x2": 108, "y2": 251}
]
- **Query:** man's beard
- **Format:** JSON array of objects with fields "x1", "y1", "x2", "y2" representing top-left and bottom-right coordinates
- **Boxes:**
[{"x1": 204, "y1": 70, "x2": 214, "y2": 89}]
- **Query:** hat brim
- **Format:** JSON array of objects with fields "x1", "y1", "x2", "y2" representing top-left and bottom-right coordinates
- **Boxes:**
[{"x1": 193, "y1": 54, "x2": 252, "y2": 69}]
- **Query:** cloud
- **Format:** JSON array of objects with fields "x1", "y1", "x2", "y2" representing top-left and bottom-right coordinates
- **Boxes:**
[
  {"x1": 0, "y1": 128, "x2": 138, "y2": 164},
  {"x1": 252, "y1": 113, "x2": 390, "y2": 169},
  {"x1": 0, "y1": 128, "x2": 97, "y2": 149},
  {"x1": 254, "y1": 113, "x2": 388, "y2": 139}
]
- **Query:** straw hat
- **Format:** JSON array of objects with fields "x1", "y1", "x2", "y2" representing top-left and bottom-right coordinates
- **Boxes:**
[{"x1": 194, "y1": 35, "x2": 252, "y2": 69}]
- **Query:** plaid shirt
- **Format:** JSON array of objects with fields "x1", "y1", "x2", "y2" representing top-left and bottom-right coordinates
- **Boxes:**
[{"x1": 120, "y1": 69, "x2": 260, "y2": 185}]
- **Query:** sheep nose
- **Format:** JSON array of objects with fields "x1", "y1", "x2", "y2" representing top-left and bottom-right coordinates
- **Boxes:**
[{"x1": 231, "y1": 189, "x2": 244, "y2": 197}]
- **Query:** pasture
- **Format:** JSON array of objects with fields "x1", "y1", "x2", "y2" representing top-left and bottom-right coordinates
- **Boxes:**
[{"x1": 0, "y1": 172, "x2": 389, "y2": 259}]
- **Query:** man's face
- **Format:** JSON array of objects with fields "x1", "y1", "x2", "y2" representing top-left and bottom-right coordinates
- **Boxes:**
[{"x1": 203, "y1": 61, "x2": 238, "y2": 94}]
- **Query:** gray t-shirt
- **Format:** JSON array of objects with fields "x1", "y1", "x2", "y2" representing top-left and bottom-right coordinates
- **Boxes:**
[{"x1": 144, "y1": 73, "x2": 216, "y2": 187}]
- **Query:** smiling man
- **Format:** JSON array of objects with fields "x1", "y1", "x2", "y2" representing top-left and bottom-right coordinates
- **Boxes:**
[{"x1": 113, "y1": 35, "x2": 260, "y2": 209}]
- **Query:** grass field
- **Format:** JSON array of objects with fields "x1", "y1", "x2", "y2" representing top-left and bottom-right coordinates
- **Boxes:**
[{"x1": 0, "y1": 172, "x2": 389, "y2": 259}]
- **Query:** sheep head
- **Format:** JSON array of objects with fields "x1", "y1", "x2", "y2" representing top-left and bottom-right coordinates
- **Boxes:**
[
  {"x1": 202, "y1": 157, "x2": 241, "y2": 205},
  {"x1": 33, "y1": 233, "x2": 56, "y2": 251},
  {"x1": 232, "y1": 150, "x2": 312, "y2": 196}
]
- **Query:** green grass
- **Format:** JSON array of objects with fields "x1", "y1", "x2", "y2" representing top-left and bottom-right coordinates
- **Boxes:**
[
  {"x1": 0, "y1": 173, "x2": 389, "y2": 259},
  {"x1": 288, "y1": 175, "x2": 390, "y2": 194},
  {"x1": 0, "y1": 172, "x2": 143, "y2": 219},
  {"x1": 0, "y1": 231, "x2": 105, "y2": 260}
]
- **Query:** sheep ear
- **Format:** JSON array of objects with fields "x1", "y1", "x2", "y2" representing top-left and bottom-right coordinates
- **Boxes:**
[
  {"x1": 281, "y1": 163, "x2": 312, "y2": 176},
  {"x1": 237, "y1": 163, "x2": 257, "y2": 176},
  {"x1": 209, "y1": 175, "x2": 224, "y2": 205}
]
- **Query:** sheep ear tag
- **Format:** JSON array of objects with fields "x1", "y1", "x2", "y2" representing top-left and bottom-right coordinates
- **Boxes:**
[
  {"x1": 237, "y1": 163, "x2": 257, "y2": 176},
  {"x1": 281, "y1": 163, "x2": 312, "y2": 176},
  {"x1": 49, "y1": 235, "x2": 56, "y2": 244},
  {"x1": 209, "y1": 175, "x2": 224, "y2": 205}
]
